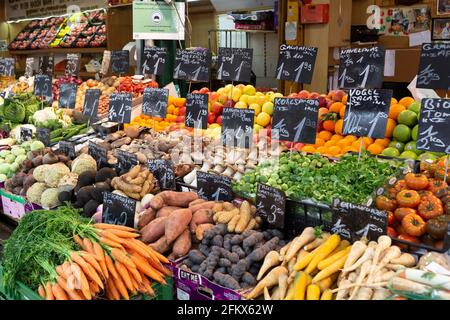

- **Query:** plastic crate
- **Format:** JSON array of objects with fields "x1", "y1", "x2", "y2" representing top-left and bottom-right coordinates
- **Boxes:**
[{"x1": 0, "y1": 189, "x2": 41, "y2": 221}]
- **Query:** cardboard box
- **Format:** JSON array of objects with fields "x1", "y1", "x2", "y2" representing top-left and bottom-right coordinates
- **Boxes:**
[{"x1": 384, "y1": 48, "x2": 421, "y2": 83}]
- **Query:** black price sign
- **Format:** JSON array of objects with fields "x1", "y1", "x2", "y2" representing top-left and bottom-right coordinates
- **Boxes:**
[
  {"x1": 34, "y1": 74, "x2": 52, "y2": 102},
  {"x1": 89, "y1": 141, "x2": 108, "y2": 167},
  {"x1": 25, "y1": 57, "x2": 34, "y2": 77},
  {"x1": 173, "y1": 49, "x2": 212, "y2": 82},
  {"x1": 38, "y1": 56, "x2": 54, "y2": 76},
  {"x1": 185, "y1": 93, "x2": 208, "y2": 129},
  {"x1": 331, "y1": 198, "x2": 388, "y2": 242},
  {"x1": 276, "y1": 45, "x2": 318, "y2": 84},
  {"x1": 147, "y1": 159, "x2": 175, "y2": 190},
  {"x1": 338, "y1": 46, "x2": 385, "y2": 89},
  {"x1": 20, "y1": 127, "x2": 33, "y2": 142},
  {"x1": 217, "y1": 48, "x2": 253, "y2": 83},
  {"x1": 342, "y1": 88, "x2": 392, "y2": 139},
  {"x1": 36, "y1": 128, "x2": 51, "y2": 147},
  {"x1": 0, "y1": 58, "x2": 15, "y2": 76},
  {"x1": 108, "y1": 93, "x2": 133, "y2": 123},
  {"x1": 111, "y1": 50, "x2": 130, "y2": 74},
  {"x1": 59, "y1": 83, "x2": 77, "y2": 109},
  {"x1": 82, "y1": 89, "x2": 101, "y2": 121},
  {"x1": 102, "y1": 192, "x2": 136, "y2": 228},
  {"x1": 142, "y1": 88, "x2": 169, "y2": 118},
  {"x1": 65, "y1": 53, "x2": 80, "y2": 77},
  {"x1": 417, "y1": 43, "x2": 450, "y2": 90},
  {"x1": 417, "y1": 98, "x2": 450, "y2": 154},
  {"x1": 196, "y1": 171, "x2": 233, "y2": 201},
  {"x1": 221, "y1": 108, "x2": 255, "y2": 149},
  {"x1": 142, "y1": 47, "x2": 167, "y2": 76},
  {"x1": 272, "y1": 98, "x2": 319, "y2": 144},
  {"x1": 117, "y1": 149, "x2": 138, "y2": 173},
  {"x1": 256, "y1": 183, "x2": 286, "y2": 229},
  {"x1": 58, "y1": 141, "x2": 76, "y2": 158}
]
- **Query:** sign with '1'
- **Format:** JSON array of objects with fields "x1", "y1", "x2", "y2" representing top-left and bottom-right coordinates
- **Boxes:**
[
  {"x1": 82, "y1": 89, "x2": 101, "y2": 122},
  {"x1": 221, "y1": 108, "x2": 255, "y2": 149},
  {"x1": 217, "y1": 48, "x2": 253, "y2": 83},
  {"x1": 417, "y1": 43, "x2": 450, "y2": 90},
  {"x1": 173, "y1": 49, "x2": 212, "y2": 82},
  {"x1": 102, "y1": 192, "x2": 136, "y2": 228},
  {"x1": 147, "y1": 159, "x2": 175, "y2": 190},
  {"x1": 142, "y1": 47, "x2": 167, "y2": 76},
  {"x1": 276, "y1": 45, "x2": 318, "y2": 84},
  {"x1": 142, "y1": 88, "x2": 169, "y2": 119},
  {"x1": 185, "y1": 93, "x2": 208, "y2": 129},
  {"x1": 59, "y1": 83, "x2": 77, "y2": 109},
  {"x1": 417, "y1": 98, "x2": 450, "y2": 154},
  {"x1": 342, "y1": 89, "x2": 392, "y2": 139},
  {"x1": 196, "y1": 171, "x2": 233, "y2": 202}
]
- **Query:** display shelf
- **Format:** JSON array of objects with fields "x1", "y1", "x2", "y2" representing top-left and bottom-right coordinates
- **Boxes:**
[{"x1": 9, "y1": 48, "x2": 106, "y2": 55}]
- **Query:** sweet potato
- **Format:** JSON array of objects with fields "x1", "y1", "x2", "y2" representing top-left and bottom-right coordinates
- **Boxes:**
[
  {"x1": 150, "y1": 191, "x2": 198, "y2": 211},
  {"x1": 190, "y1": 209, "x2": 214, "y2": 232},
  {"x1": 156, "y1": 206, "x2": 182, "y2": 218},
  {"x1": 140, "y1": 217, "x2": 168, "y2": 244},
  {"x1": 189, "y1": 201, "x2": 216, "y2": 213},
  {"x1": 189, "y1": 199, "x2": 206, "y2": 207},
  {"x1": 171, "y1": 229, "x2": 192, "y2": 259},
  {"x1": 195, "y1": 223, "x2": 214, "y2": 241},
  {"x1": 149, "y1": 236, "x2": 172, "y2": 253},
  {"x1": 137, "y1": 208, "x2": 156, "y2": 229},
  {"x1": 165, "y1": 208, "x2": 193, "y2": 243}
]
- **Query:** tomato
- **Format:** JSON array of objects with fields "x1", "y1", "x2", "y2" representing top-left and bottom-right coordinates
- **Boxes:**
[
  {"x1": 401, "y1": 213, "x2": 426, "y2": 237},
  {"x1": 387, "y1": 226, "x2": 398, "y2": 238},
  {"x1": 405, "y1": 173, "x2": 429, "y2": 190},
  {"x1": 375, "y1": 196, "x2": 397, "y2": 212},
  {"x1": 388, "y1": 180, "x2": 407, "y2": 198},
  {"x1": 388, "y1": 211, "x2": 395, "y2": 226},
  {"x1": 398, "y1": 234, "x2": 420, "y2": 245},
  {"x1": 396, "y1": 190, "x2": 421, "y2": 208},
  {"x1": 418, "y1": 195, "x2": 443, "y2": 220},
  {"x1": 428, "y1": 178, "x2": 448, "y2": 195},
  {"x1": 394, "y1": 207, "x2": 416, "y2": 222}
]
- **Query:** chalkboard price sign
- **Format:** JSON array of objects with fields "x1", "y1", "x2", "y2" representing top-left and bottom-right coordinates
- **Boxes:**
[
  {"x1": 117, "y1": 149, "x2": 139, "y2": 173},
  {"x1": 173, "y1": 49, "x2": 212, "y2": 82},
  {"x1": 272, "y1": 98, "x2": 319, "y2": 144},
  {"x1": 111, "y1": 50, "x2": 130, "y2": 74},
  {"x1": 34, "y1": 74, "x2": 52, "y2": 102},
  {"x1": 196, "y1": 171, "x2": 233, "y2": 202},
  {"x1": 102, "y1": 192, "x2": 136, "y2": 228},
  {"x1": 58, "y1": 141, "x2": 76, "y2": 159},
  {"x1": 65, "y1": 53, "x2": 80, "y2": 77},
  {"x1": 38, "y1": 56, "x2": 54, "y2": 76},
  {"x1": 417, "y1": 98, "x2": 450, "y2": 154},
  {"x1": 108, "y1": 93, "x2": 133, "y2": 123},
  {"x1": 89, "y1": 141, "x2": 108, "y2": 167},
  {"x1": 256, "y1": 183, "x2": 286, "y2": 229},
  {"x1": 217, "y1": 48, "x2": 253, "y2": 83},
  {"x1": 147, "y1": 159, "x2": 175, "y2": 190},
  {"x1": 59, "y1": 83, "x2": 77, "y2": 109},
  {"x1": 25, "y1": 57, "x2": 34, "y2": 77},
  {"x1": 221, "y1": 108, "x2": 255, "y2": 149},
  {"x1": 0, "y1": 58, "x2": 15, "y2": 76},
  {"x1": 417, "y1": 43, "x2": 450, "y2": 90},
  {"x1": 20, "y1": 127, "x2": 33, "y2": 142},
  {"x1": 36, "y1": 128, "x2": 51, "y2": 147},
  {"x1": 142, "y1": 47, "x2": 167, "y2": 76},
  {"x1": 276, "y1": 45, "x2": 318, "y2": 84},
  {"x1": 82, "y1": 89, "x2": 101, "y2": 121},
  {"x1": 331, "y1": 198, "x2": 354, "y2": 241},
  {"x1": 342, "y1": 89, "x2": 392, "y2": 139},
  {"x1": 142, "y1": 88, "x2": 169, "y2": 118},
  {"x1": 338, "y1": 46, "x2": 385, "y2": 89},
  {"x1": 185, "y1": 93, "x2": 208, "y2": 129}
]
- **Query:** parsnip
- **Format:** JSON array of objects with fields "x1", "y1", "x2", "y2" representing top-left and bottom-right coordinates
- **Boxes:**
[
  {"x1": 257, "y1": 251, "x2": 281, "y2": 281},
  {"x1": 390, "y1": 253, "x2": 416, "y2": 267},
  {"x1": 348, "y1": 260, "x2": 373, "y2": 300},
  {"x1": 342, "y1": 241, "x2": 367, "y2": 273},
  {"x1": 278, "y1": 273, "x2": 288, "y2": 300},
  {"x1": 285, "y1": 227, "x2": 316, "y2": 262},
  {"x1": 372, "y1": 288, "x2": 391, "y2": 300},
  {"x1": 303, "y1": 233, "x2": 330, "y2": 251},
  {"x1": 247, "y1": 266, "x2": 288, "y2": 299},
  {"x1": 263, "y1": 287, "x2": 271, "y2": 300}
]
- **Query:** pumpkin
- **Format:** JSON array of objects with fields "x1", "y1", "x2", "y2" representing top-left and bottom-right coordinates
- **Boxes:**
[
  {"x1": 405, "y1": 173, "x2": 429, "y2": 190},
  {"x1": 375, "y1": 196, "x2": 397, "y2": 212},
  {"x1": 396, "y1": 190, "x2": 421, "y2": 208},
  {"x1": 427, "y1": 178, "x2": 448, "y2": 195},
  {"x1": 394, "y1": 207, "x2": 417, "y2": 222},
  {"x1": 402, "y1": 213, "x2": 426, "y2": 237},
  {"x1": 417, "y1": 195, "x2": 443, "y2": 220}
]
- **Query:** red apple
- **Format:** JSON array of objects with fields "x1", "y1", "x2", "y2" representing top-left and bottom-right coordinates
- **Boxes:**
[
  {"x1": 332, "y1": 89, "x2": 346, "y2": 102},
  {"x1": 216, "y1": 115, "x2": 222, "y2": 125},
  {"x1": 308, "y1": 92, "x2": 320, "y2": 99},
  {"x1": 217, "y1": 94, "x2": 228, "y2": 104},
  {"x1": 294, "y1": 143, "x2": 305, "y2": 151},
  {"x1": 199, "y1": 87, "x2": 209, "y2": 94},
  {"x1": 179, "y1": 107, "x2": 186, "y2": 116},
  {"x1": 212, "y1": 102, "x2": 224, "y2": 115},
  {"x1": 192, "y1": 90, "x2": 200, "y2": 94},
  {"x1": 317, "y1": 96, "x2": 327, "y2": 108},
  {"x1": 297, "y1": 90, "x2": 310, "y2": 99},
  {"x1": 208, "y1": 112, "x2": 216, "y2": 124},
  {"x1": 224, "y1": 100, "x2": 234, "y2": 108},
  {"x1": 209, "y1": 91, "x2": 219, "y2": 102},
  {"x1": 176, "y1": 116, "x2": 184, "y2": 123},
  {"x1": 326, "y1": 99, "x2": 334, "y2": 108}
]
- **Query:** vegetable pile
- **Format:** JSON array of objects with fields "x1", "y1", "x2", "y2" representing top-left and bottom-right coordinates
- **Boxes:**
[
  {"x1": 0, "y1": 93, "x2": 42, "y2": 128},
  {"x1": 111, "y1": 164, "x2": 158, "y2": 200}
]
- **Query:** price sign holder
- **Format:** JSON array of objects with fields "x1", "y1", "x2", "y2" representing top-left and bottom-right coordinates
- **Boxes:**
[
  {"x1": 217, "y1": 48, "x2": 253, "y2": 83},
  {"x1": 38, "y1": 56, "x2": 54, "y2": 76},
  {"x1": 82, "y1": 89, "x2": 101, "y2": 124},
  {"x1": 117, "y1": 149, "x2": 138, "y2": 174},
  {"x1": 142, "y1": 47, "x2": 167, "y2": 76},
  {"x1": 196, "y1": 171, "x2": 233, "y2": 201},
  {"x1": 102, "y1": 192, "x2": 136, "y2": 228},
  {"x1": 256, "y1": 183, "x2": 286, "y2": 229},
  {"x1": 25, "y1": 57, "x2": 34, "y2": 77},
  {"x1": 36, "y1": 128, "x2": 51, "y2": 147},
  {"x1": 142, "y1": 88, "x2": 169, "y2": 130},
  {"x1": 65, "y1": 53, "x2": 80, "y2": 77},
  {"x1": 20, "y1": 127, "x2": 33, "y2": 142},
  {"x1": 276, "y1": 45, "x2": 318, "y2": 88},
  {"x1": 34, "y1": 74, "x2": 52, "y2": 105},
  {"x1": 185, "y1": 93, "x2": 208, "y2": 129},
  {"x1": 417, "y1": 43, "x2": 450, "y2": 90},
  {"x1": 88, "y1": 142, "x2": 108, "y2": 168},
  {"x1": 221, "y1": 108, "x2": 255, "y2": 149},
  {"x1": 59, "y1": 83, "x2": 78, "y2": 109},
  {"x1": 58, "y1": 141, "x2": 76, "y2": 159},
  {"x1": 174, "y1": 49, "x2": 212, "y2": 93},
  {"x1": 111, "y1": 50, "x2": 130, "y2": 75},
  {"x1": 147, "y1": 159, "x2": 175, "y2": 190},
  {"x1": 108, "y1": 93, "x2": 133, "y2": 124}
]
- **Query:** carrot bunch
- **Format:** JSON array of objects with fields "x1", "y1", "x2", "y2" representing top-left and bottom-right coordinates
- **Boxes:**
[{"x1": 37, "y1": 223, "x2": 171, "y2": 300}]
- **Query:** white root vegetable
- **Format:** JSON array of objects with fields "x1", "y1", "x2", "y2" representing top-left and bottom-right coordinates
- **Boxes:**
[
  {"x1": 348, "y1": 260, "x2": 373, "y2": 300},
  {"x1": 287, "y1": 258, "x2": 296, "y2": 274},
  {"x1": 331, "y1": 281, "x2": 388, "y2": 293},
  {"x1": 335, "y1": 279, "x2": 351, "y2": 300},
  {"x1": 279, "y1": 241, "x2": 291, "y2": 261},
  {"x1": 263, "y1": 287, "x2": 271, "y2": 300},
  {"x1": 303, "y1": 233, "x2": 330, "y2": 251},
  {"x1": 342, "y1": 241, "x2": 367, "y2": 273},
  {"x1": 257, "y1": 251, "x2": 281, "y2": 281},
  {"x1": 278, "y1": 273, "x2": 288, "y2": 300},
  {"x1": 390, "y1": 253, "x2": 416, "y2": 267},
  {"x1": 342, "y1": 247, "x2": 374, "y2": 273},
  {"x1": 391, "y1": 277, "x2": 431, "y2": 295},
  {"x1": 285, "y1": 227, "x2": 316, "y2": 262},
  {"x1": 372, "y1": 288, "x2": 391, "y2": 300},
  {"x1": 386, "y1": 264, "x2": 408, "y2": 271},
  {"x1": 247, "y1": 266, "x2": 288, "y2": 300},
  {"x1": 369, "y1": 246, "x2": 402, "y2": 282},
  {"x1": 271, "y1": 286, "x2": 281, "y2": 300},
  {"x1": 401, "y1": 269, "x2": 450, "y2": 290},
  {"x1": 355, "y1": 287, "x2": 373, "y2": 300},
  {"x1": 366, "y1": 235, "x2": 391, "y2": 283}
]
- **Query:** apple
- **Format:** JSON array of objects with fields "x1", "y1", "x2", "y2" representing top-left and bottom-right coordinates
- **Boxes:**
[
  {"x1": 179, "y1": 107, "x2": 186, "y2": 116},
  {"x1": 308, "y1": 92, "x2": 320, "y2": 99},
  {"x1": 217, "y1": 94, "x2": 228, "y2": 104},
  {"x1": 208, "y1": 112, "x2": 216, "y2": 124},
  {"x1": 212, "y1": 101, "x2": 224, "y2": 115},
  {"x1": 176, "y1": 116, "x2": 184, "y2": 123},
  {"x1": 317, "y1": 96, "x2": 327, "y2": 108},
  {"x1": 224, "y1": 100, "x2": 234, "y2": 108},
  {"x1": 332, "y1": 90, "x2": 346, "y2": 102},
  {"x1": 297, "y1": 90, "x2": 310, "y2": 99},
  {"x1": 199, "y1": 87, "x2": 209, "y2": 94},
  {"x1": 294, "y1": 143, "x2": 305, "y2": 151},
  {"x1": 192, "y1": 90, "x2": 200, "y2": 94},
  {"x1": 209, "y1": 91, "x2": 219, "y2": 102},
  {"x1": 216, "y1": 115, "x2": 222, "y2": 125}
]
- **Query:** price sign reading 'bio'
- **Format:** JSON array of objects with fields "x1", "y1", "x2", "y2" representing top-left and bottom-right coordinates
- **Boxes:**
[
  {"x1": 342, "y1": 89, "x2": 392, "y2": 139},
  {"x1": 34, "y1": 74, "x2": 52, "y2": 102},
  {"x1": 217, "y1": 48, "x2": 253, "y2": 83},
  {"x1": 111, "y1": 50, "x2": 130, "y2": 74},
  {"x1": 142, "y1": 47, "x2": 167, "y2": 76},
  {"x1": 59, "y1": 83, "x2": 77, "y2": 109},
  {"x1": 338, "y1": 46, "x2": 385, "y2": 89},
  {"x1": 256, "y1": 183, "x2": 286, "y2": 229},
  {"x1": 221, "y1": 108, "x2": 255, "y2": 149},
  {"x1": 102, "y1": 192, "x2": 136, "y2": 228},
  {"x1": 109, "y1": 93, "x2": 133, "y2": 123},
  {"x1": 117, "y1": 149, "x2": 139, "y2": 173},
  {"x1": 417, "y1": 43, "x2": 450, "y2": 90},
  {"x1": 185, "y1": 93, "x2": 208, "y2": 129},
  {"x1": 272, "y1": 98, "x2": 319, "y2": 144},
  {"x1": 147, "y1": 159, "x2": 175, "y2": 190},
  {"x1": 38, "y1": 56, "x2": 54, "y2": 76},
  {"x1": 36, "y1": 128, "x2": 51, "y2": 147},
  {"x1": 65, "y1": 53, "x2": 80, "y2": 77},
  {"x1": 173, "y1": 49, "x2": 212, "y2": 82},
  {"x1": 142, "y1": 88, "x2": 169, "y2": 118},
  {"x1": 417, "y1": 98, "x2": 450, "y2": 154},
  {"x1": 196, "y1": 171, "x2": 233, "y2": 202},
  {"x1": 276, "y1": 45, "x2": 318, "y2": 84},
  {"x1": 82, "y1": 89, "x2": 101, "y2": 121},
  {"x1": 88, "y1": 141, "x2": 108, "y2": 168}
]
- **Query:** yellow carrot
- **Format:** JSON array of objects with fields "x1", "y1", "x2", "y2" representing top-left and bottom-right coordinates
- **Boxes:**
[
  {"x1": 306, "y1": 284, "x2": 321, "y2": 300},
  {"x1": 294, "y1": 245, "x2": 322, "y2": 271},
  {"x1": 313, "y1": 253, "x2": 349, "y2": 283},
  {"x1": 318, "y1": 246, "x2": 352, "y2": 270},
  {"x1": 321, "y1": 289, "x2": 333, "y2": 300},
  {"x1": 293, "y1": 272, "x2": 311, "y2": 300},
  {"x1": 305, "y1": 234, "x2": 341, "y2": 274}
]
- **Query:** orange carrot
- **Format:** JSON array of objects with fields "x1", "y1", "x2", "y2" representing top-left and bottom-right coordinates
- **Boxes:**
[
  {"x1": 70, "y1": 262, "x2": 92, "y2": 300},
  {"x1": 55, "y1": 265, "x2": 65, "y2": 278},
  {"x1": 83, "y1": 238, "x2": 95, "y2": 256},
  {"x1": 105, "y1": 255, "x2": 119, "y2": 279},
  {"x1": 148, "y1": 258, "x2": 172, "y2": 277},
  {"x1": 99, "y1": 236, "x2": 123, "y2": 249},
  {"x1": 79, "y1": 251, "x2": 103, "y2": 276},
  {"x1": 107, "y1": 229, "x2": 140, "y2": 239},
  {"x1": 128, "y1": 275, "x2": 139, "y2": 295},
  {"x1": 139, "y1": 272, "x2": 155, "y2": 296},
  {"x1": 89, "y1": 281, "x2": 100, "y2": 295},
  {"x1": 56, "y1": 276, "x2": 84, "y2": 300},
  {"x1": 113, "y1": 272, "x2": 130, "y2": 300},
  {"x1": 114, "y1": 260, "x2": 134, "y2": 291},
  {"x1": 92, "y1": 241, "x2": 109, "y2": 278},
  {"x1": 73, "y1": 234, "x2": 86, "y2": 249},
  {"x1": 38, "y1": 284, "x2": 46, "y2": 299},
  {"x1": 70, "y1": 252, "x2": 104, "y2": 289},
  {"x1": 126, "y1": 265, "x2": 142, "y2": 284},
  {"x1": 110, "y1": 248, "x2": 136, "y2": 269},
  {"x1": 51, "y1": 283, "x2": 69, "y2": 300},
  {"x1": 45, "y1": 282, "x2": 54, "y2": 300},
  {"x1": 98, "y1": 230, "x2": 125, "y2": 244},
  {"x1": 129, "y1": 252, "x2": 158, "y2": 278},
  {"x1": 148, "y1": 246, "x2": 170, "y2": 264},
  {"x1": 106, "y1": 277, "x2": 121, "y2": 300},
  {"x1": 123, "y1": 238, "x2": 151, "y2": 259},
  {"x1": 95, "y1": 223, "x2": 136, "y2": 232}
]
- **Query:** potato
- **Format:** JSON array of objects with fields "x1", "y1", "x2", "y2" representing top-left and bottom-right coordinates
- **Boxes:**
[{"x1": 140, "y1": 216, "x2": 168, "y2": 243}]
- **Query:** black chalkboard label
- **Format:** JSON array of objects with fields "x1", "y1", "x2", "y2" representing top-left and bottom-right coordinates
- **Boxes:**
[
  {"x1": 65, "y1": 53, "x2": 80, "y2": 77},
  {"x1": 59, "y1": 83, "x2": 77, "y2": 109},
  {"x1": 142, "y1": 88, "x2": 169, "y2": 118},
  {"x1": 338, "y1": 46, "x2": 385, "y2": 89},
  {"x1": 82, "y1": 89, "x2": 101, "y2": 121},
  {"x1": 111, "y1": 50, "x2": 130, "y2": 74},
  {"x1": 20, "y1": 127, "x2": 33, "y2": 142},
  {"x1": 185, "y1": 93, "x2": 208, "y2": 129},
  {"x1": 173, "y1": 49, "x2": 212, "y2": 82},
  {"x1": 117, "y1": 149, "x2": 138, "y2": 173},
  {"x1": 196, "y1": 171, "x2": 233, "y2": 201},
  {"x1": 108, "y1": 93, "x2": 133, "y2": 123},
  {"x1": 417, "y1": 43, "x2": 450, "y2": 90},
  {"x1": 276, "y1": 45, "x2": 318, "y2": 84},
  {"x1": 38, "y1": 56, "x2": 54, "y2": 76},
  {"x1": 89, "y1": 141, "x2": 108, "y2": 167},
  {"x1": 221, "y1": 108, "x2": 255, "y2": 149},
  {"x1": 142, "y1": 47, "x2": 167, "y2": 76},
  {"x1": 147, "y1": 159, "x2": 175, "y2": 190},
  {"x1": 25, "y1": 57, "x2": 34, "y2": 77},
  {"x1": 34, "y1": 74, "x2": 52, "y2": 102},
  {"x1": 102, "y1": 192, "x2": 136, "y2": 228},
  {"x1": 217, "y1": 48, "x2": 253, "y2": 83},
  {"x1": 342, "y1": 88, "x2": 392, "y2": 139},
  {"x1": 0, "y1": 58, "x2": 15, "y2": 76},
  {"x1": 417, "y1": 98, "x2": 450, "y2": 154},
  {"x1": 58, "y1": 141, "x2": 76, "y2": 159},
  {"x1": 36, "y1": 128, "x2": 51, "y2": 147},
  {"x1": 256, "y1": 183, "x2": 286, "y2": 229},
  {"x1": 272, "y1": 98, "x2": 319, "y2": 144}
]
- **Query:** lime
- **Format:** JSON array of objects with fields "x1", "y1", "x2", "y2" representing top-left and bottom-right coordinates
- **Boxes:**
[
  {"x1": 411, "y1": 125, "x2": 418, "y2": 141},
  {"x1": 381, "y1": 147, "x2": 400, "y2": 157},
  {"x1": 405, "y1": 141, "x2": 423, "y2": 155},
  {"x1": 408, "y1": 101, "x2": 421, "y2": 115},
  {"x1": 418, "y1": 152, "x2": 438, "y2": 162},
  {"x1": 399, "y1": 150, "x2": 418, "y2": 160},
  {"x1": 393, "y1": 124, "x2": 412, "y2": 142},
  {"x1": 388, "y1": 140, "x2": 405, "y2": 152},
  {"x1": 398, "y1": 110, "x2": 418, "y2": 127}
]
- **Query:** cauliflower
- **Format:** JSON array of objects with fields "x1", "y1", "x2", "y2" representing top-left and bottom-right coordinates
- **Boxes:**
[
  {"x1": 31, "y1": 107, "x2": 57, "y2": 127},
  {"x1": 26, "y1": 182, "x2": 47, "y2": 205},
  {"x1": 40, "y1": 188, "x2": 61, "y2": 209},
  {"x1": 58, "y1": 172, "x2": 78, "y2": 192},
  {"x1": 33, "y1": 164, "x2": 51, "y2": 182},
  {"x1": 45, "y1": 163, "x2": 70, "y2": 187},
  {"x1": 71, "y1": 154, "x2": 97, "y2": 175}
]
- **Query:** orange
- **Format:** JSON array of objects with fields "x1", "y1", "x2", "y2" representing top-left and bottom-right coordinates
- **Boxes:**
[
  {"x1": 324, "y1": 140, "x2": 337, "y2": 147},
  {"x1": 167, "y1": 104, "x2": 175, "y2": 115},
  {"x1": 367, "y1": 143, "x2": 384, "y2": 155},
  {"x1": 174, "y1": 97, "x2": 186, "y2": 108},
  {"x1": 334, "y1": 119, "x2": 344, "y2": 135},
  {"x1": 344, "y1": 135, "x2": 357, "y2": 143},
  {"x1": 168, "y1": 96, "x2": 175, "y2": 106},
  {"x1": 339, "y1": 105, "x2": 346, "y2": 118},
  {"x1": 398, "y1": 97, "x2": 414, "y2": 107},
  {"x1": 318, "y1": 130, "x2": 332, "y2": 141},
  {"x1": 391, "y1": 97, "x2": 398, "y2": 105},
  {"x1": 363, "y1": 137, "x2": 373, "y2": 146},
  {"x1": 352, "y1": 139, "x2": 366, "y2": 151},
  {"x1": 388, "y1": 104, "x2": 406, "y2": 121},
  {"x1": 342, "y1": 145, "x2": 357, "y2": 154},
  {"x1": 385, "y1": 118, "x2": 396, "y2": 138},
  {"x1": 328, "y1": 146, "x2": 341, "y2": 156},
  {"x1": 375, "y1": 138, "x2": 390, "y2": 147},
  {"x1": 316, "y1": 146, "x2": 327, "y2": 154},
  {"x1": 331, "y1": 134, "x2": 344, "y2": 141},
  {"x1": 173, "y1": 107, "x2": 180, "y2": 116},
  {"x1": 315, "y1": 137, "x2": 326, "y2": 147},
  {"x1": 323, "y1": 120, "x2": 335, "y2": 132},
  {"x1": 337, "y1": 139, "x2": 351, "y2": 149},
  {"x1": 302, "y1": 145, "x2": 316, "y2": 153},
  {"x1": 342, "y1": 95, "x2": 348, "y2": 105},
  {"x1": 329, "y1": 102, "x2": 344, "y2": 113}
]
